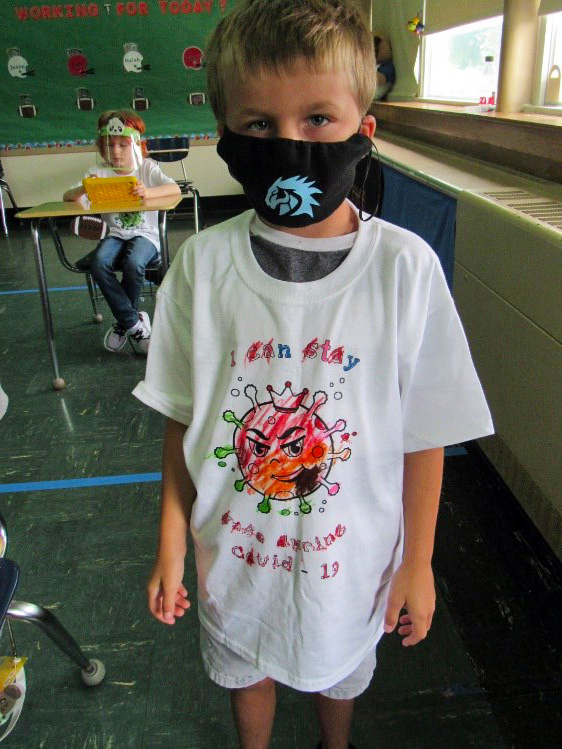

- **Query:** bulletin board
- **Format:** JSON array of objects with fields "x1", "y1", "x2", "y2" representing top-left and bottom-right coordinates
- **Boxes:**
[{"x1": 0, "y1": 0, "x2": 234, "y2": 151}]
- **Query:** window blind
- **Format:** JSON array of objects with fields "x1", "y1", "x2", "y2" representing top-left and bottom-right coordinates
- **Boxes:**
[
  {"x1": 425, "y1": 0, "x2": 504, "y2": 34},
  {"x1": 538, "y1": 0, "x2": 562, "y2": 15}
]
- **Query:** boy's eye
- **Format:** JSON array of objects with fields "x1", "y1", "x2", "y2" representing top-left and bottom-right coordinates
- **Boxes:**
[
  {"x1": 247, "y1": 120, "x2": 269, "y2": 133},
  {"x1": 308, "y1": 115, "x2": 330, "y2": 127}
]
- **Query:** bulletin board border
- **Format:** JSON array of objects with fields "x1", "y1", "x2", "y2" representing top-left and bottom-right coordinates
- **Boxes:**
[
  {"x1": 0, "y1": 134, "x2": 219, "y2": 156},
  {"x1": 0, "y1": 130, "x2": 219, "y2": 154}
]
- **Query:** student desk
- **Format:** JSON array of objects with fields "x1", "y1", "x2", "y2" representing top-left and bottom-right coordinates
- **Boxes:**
[{"x1": 15, "y1": 196, "x2": 182, "y2": 391}]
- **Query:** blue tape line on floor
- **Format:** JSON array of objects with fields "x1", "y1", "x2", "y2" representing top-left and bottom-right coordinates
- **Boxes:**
[
  {"x1": 0, "y1": 280, "x2": 153, "y2": 296},
  {"x1": 0, "y1": 286, "x2": 88, "y2": 295},
  {"x1": 0, "y1": 472, "x2": 162, "y2": 493}
]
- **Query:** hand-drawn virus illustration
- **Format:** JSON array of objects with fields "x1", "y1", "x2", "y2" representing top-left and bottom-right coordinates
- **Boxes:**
[{"x1": 214, "y1": 382, "x2": 351, "y2": 516}]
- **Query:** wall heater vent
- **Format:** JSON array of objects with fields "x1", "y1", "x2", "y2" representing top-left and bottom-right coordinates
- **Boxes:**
[
  {"x1": 478, "y1": 189, "x2": 562, "y2": 232},
  {"x1": 454, "y1": 189, "x2": 562, "y2": 560}
]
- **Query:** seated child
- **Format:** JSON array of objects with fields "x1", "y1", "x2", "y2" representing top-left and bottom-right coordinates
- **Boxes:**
[
  {"x1": 63, "y1": 110, "x2": 180, "y2": 354},
  {"x1": 134, "y1": 1, "x2": 494, "y2": 747}
]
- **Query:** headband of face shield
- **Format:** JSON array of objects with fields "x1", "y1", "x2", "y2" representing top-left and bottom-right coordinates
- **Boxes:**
[{"x1": 97, "y1": 118, "x2": 143, "y2": 173}]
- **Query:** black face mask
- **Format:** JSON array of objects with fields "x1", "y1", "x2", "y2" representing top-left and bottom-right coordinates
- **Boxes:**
[{"x1": 217, "y1": 126, "x2": 373, "y2": 228}]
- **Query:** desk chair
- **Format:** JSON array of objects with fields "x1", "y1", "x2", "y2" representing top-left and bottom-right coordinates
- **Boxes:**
[
  {"x1": 146, "y1": 136, "x2": 201, "y2": 232},
  {"x1": 0, "y1": 515, "x2": 105, "y2": 697},
  {"x1": 49, "y1": 216, "x2": 162, "y2": 324},
  {"x1": 0, "y1": 161, "x2": 19, "y2": 236}
]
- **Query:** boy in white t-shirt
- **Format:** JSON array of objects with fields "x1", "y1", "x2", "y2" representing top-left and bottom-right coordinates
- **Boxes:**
[
  {"x1": 133, "y1": 2, "x2": 494, "y2": 747},
  {"x1": 63, "y1": 109, "x2": 180, "y2": 354}
]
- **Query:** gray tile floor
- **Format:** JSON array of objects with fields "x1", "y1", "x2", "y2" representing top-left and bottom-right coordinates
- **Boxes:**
[{"x1": 0, "y1": 214, "x2": 560, "y2": 747}]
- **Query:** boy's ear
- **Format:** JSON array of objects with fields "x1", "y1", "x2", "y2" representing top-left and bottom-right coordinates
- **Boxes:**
[
  {"x1": 360, "y1": 114, "x2": 376, "y2": 140},
  {"x1": 217, "y1": 123, "x2": 225, "y2": 136}
]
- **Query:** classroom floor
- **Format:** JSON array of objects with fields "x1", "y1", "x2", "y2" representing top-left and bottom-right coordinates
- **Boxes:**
[{"x1": 0, "y1": 210, "x2": 561, "y2": 749}]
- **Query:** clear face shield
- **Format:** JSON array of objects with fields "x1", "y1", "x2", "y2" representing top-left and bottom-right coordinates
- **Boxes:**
[{"x1": 97, "y1": 117, "x2": 143, "y2": 173}]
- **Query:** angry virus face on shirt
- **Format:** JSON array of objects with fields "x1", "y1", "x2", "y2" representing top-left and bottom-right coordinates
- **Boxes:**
[{"x1": 215, "y1": 382, "x2": 351, "y2": 515}]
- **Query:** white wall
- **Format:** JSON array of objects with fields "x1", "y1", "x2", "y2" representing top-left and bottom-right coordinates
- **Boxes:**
[
  {"x1": 371, "y1": 0, "x2": 420, "y2": 99},
  {"x1": 2, "y1": 144, "x2": 242, "y2": 207}
]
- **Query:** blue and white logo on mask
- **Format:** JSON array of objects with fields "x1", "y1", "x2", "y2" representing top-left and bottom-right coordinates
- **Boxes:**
[{"x1": 265, "y1": 176, "x2": 323, "y2": 218}]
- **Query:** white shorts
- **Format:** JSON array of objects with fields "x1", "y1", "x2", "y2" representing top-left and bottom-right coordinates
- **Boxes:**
[{"x1": 200, "y1": 627, "x2": 377, "y2": 700}]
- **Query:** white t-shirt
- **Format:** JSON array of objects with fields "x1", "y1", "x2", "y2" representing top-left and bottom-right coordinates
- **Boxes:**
[
  {"x1": 77, "y1": 159, "x2": 176, "y2": 250},
  {"x1": 133, "y1": 206, "x2": 494, "y2": 692}
]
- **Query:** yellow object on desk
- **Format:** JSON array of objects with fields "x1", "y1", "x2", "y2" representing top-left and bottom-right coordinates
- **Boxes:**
[{"x1": 82, "y1": 176, "x2": 141, "y2": 207}]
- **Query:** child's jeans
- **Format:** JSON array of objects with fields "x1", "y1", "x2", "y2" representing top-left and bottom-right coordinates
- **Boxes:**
[{"x1": 89, "y1": 235, "x2": 158, "y2": 330}]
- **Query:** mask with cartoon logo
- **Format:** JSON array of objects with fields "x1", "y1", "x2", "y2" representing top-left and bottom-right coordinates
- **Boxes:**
[{"x1": 217, "y1": 127, "x2": 372, "y2": 227}]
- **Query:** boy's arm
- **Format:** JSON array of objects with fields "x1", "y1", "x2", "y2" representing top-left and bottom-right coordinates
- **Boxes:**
[
  {"x1": 132, "y1": 182, "x2": 181, "y2": 199},
  {"x1": 384, "y1": 446, "x2": 444, "y2": 646},
  {"x1": 63, "y1": 185, "x2": 87, "y2": 202},
  {"x1": 147, "y1": 417, "x2": 196, "y2": 625}
]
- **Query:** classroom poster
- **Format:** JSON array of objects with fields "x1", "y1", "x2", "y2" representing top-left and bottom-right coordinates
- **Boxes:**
[{"x1": 0, "y1": 1, "x2": 234, "y2": 150}]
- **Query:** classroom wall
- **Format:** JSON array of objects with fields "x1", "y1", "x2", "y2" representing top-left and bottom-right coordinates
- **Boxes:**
[
  {"x1": 371, "y1": 0, "x2": 420, "y2": 99},
  {"x1": 2, "y1": 146, "x2": 241, "y2": 207}
]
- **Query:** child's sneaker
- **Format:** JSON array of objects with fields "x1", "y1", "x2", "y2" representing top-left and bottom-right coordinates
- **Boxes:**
[
  {"x1": 104, "y1": 322, "x2": 128, "y2": 352},
  {"x1": 128, "y1": 311, "x2": 151, "y2": 354}
]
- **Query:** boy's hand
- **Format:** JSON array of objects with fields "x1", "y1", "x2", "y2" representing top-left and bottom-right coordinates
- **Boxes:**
[
  {"x1": 132, "y1": 181, "x2": 147, "y2": 198},
  {"x1": 147, "y1": 553, "x2": 190, "y2": 625},
  {"x1": 383, "y1": 562, "x2": 435, "y2": 646}
]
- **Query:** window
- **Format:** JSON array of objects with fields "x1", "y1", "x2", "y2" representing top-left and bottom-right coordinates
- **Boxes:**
[
  {"x1": 421, "y1": 16, "x2": 503, "y2": 102},
  {"x1": 542, "y1": 11, "x2": 562, "y2": 105}
]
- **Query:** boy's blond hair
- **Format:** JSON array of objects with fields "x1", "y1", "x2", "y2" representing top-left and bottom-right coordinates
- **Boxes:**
[{"x1": 206, "y1": 0, "x2": 376, "y2": 123}]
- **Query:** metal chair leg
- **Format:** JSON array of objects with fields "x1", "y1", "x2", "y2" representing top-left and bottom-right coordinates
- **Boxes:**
[
  {"x1": 7, "y1": 601, "x2": 92, "y2": 671},
  {"x1": 184, "y1": 186, "x2": 201, "y2": 233},
  {"x1": 6, "y1": 600, "x2": 106, "y2": 685},
  {"x1": 0, "y1": 179, "x2": 19, "y2": 236},
  {"x1": 0, "y1": 179, "x2": 18, "y2": 214},
  {"x1": 85, "y1": 274, "x2": 103, "y2": 323},
  {"x1": 50, "y1": 218, "x2": 105, "y2": 323},
  {"x1": 180, "y1": 159, "x2": 189, "y2": 186},
  {"x1": 157, "y1": 210, "x2": 169, "y2": 273},
  {"x1": 0, "y1": 516, "x2": 7, "y2": 559},
  {"x1": 0, "y1": 188, "x2": 7, "y2": 235}
]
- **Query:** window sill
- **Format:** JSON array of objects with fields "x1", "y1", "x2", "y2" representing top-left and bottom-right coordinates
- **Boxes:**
[
  {"x1": 369, "y1": 101, "x2": 562, "y2": 183},
  {"x1": 416, "y1": 98, "x2": 562, "y2": 118},
  {"x1": 522, "y1": 104, "x2": 562, "y2": 117},
  {"x1": 413, "y1": 97, "x2": 483, "y2": 107}
]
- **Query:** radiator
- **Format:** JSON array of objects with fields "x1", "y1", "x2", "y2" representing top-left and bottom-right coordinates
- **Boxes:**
[{"x1": 453, "y1": 187, "x2": 562, "y2": 559}]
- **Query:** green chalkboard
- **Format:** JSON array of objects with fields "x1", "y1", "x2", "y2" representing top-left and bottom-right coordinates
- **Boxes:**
[{"x1": 0, "y1": 0, "x2": 233, "y2": 150}]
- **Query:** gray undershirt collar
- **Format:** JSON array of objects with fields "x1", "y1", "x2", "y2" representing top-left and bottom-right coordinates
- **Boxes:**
[{"x1": 249, "y1": 214, "x2": 356, "y2": 283}]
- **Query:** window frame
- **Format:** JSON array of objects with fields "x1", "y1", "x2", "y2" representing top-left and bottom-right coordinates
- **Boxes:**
[
  {"x1": 417, "y1": 15, "x2": 504, "y2": 105},
  {"x1": 417, "y1": 10, "x2": 562, "y2": 116},
  {"x1": 525, "y1": 12, "x2": 562, "y2": 115}
]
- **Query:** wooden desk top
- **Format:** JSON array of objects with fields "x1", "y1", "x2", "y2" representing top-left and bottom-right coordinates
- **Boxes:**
[{"x1": 16, "y1": 196, "x2": 183, "y2": 219}]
